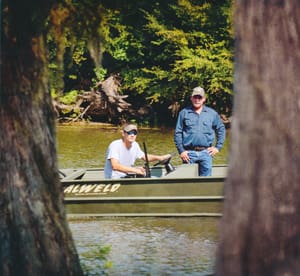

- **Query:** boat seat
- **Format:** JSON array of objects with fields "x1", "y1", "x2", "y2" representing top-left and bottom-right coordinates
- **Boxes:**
[
  {"x1": 81, "y1": 170, "x2": 105, "y2": 180},
  {"x1": 211, "y1": 166, "x2": 227, "y2": 177},
  {"x1": 162, "y1": 164, "x2": 199, "y2": 178},
  {"x1": 62, "y1": 169, "x2": 86, "y2": 180}
]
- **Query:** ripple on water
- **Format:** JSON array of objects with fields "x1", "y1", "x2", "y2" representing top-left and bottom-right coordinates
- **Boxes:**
[{"x1": 69, "y1": 217, "x2": 219, "y2": 275}]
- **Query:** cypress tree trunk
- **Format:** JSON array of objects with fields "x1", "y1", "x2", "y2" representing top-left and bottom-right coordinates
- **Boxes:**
[
  {"x1": 1, "y1": 1, "x2": 83, "y2": 275},
  {"x1": 216, "y1": 1, "x2": 300, "y2": 275}
]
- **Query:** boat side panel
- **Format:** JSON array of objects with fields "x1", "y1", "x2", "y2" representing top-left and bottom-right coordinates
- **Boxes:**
[
  {"x1": 63, "y1": 179, "x2": 224, "y2": 198},
  {"x1": 65, "y1": 199, "x2": 223, "y2": 217}
]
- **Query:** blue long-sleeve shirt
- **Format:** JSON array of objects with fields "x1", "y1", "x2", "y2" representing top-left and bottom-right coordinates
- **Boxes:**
[{"x1": 174, "y1": 105, "x2": 226, "y2": 154}]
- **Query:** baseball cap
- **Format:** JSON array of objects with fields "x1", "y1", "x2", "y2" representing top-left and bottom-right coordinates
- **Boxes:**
[
  {"x1": 191, "y1": 86, "x2": 205, "y2": 97},
  {"x1": 123, "y1": 124, "x2": 138, "y2": 132}
]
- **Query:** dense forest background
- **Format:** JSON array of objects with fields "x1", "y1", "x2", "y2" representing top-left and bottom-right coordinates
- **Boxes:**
[{"x1": 49, "y1": 0, "x2": 233, "y2": 126}]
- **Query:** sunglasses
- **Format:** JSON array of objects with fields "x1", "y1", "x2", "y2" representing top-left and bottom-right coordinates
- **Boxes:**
[
  {"x1": 192, "y1": 95, "x2": 203, "y2": 99},
  {"x1": 125, "y1": 130, "x2": 138, "y2": 135}
]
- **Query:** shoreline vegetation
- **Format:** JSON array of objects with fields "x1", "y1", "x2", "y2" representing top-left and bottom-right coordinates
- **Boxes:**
[
  {"x1": 56, "y1": 121, "x2": 172, "y2": 131},
  {"x1": 56, "y1": 118, "x2": 231, "y2": 130},
  {"x1": 53, "y1": 75, "x2": 231, "y2": 129}
]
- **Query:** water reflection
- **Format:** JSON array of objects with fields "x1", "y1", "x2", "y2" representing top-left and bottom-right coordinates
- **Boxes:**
[{"x1": 69, "y1": 217, "x2": 219, "y2": 275}]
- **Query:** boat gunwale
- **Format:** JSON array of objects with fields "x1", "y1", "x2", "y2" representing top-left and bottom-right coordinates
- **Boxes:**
[
  {"x1": 60, "y1": 164, "x2": 227, "y2": 184},
  {"x1": 64, "y1": 195, "x2": 224, "y2": 202},
  {"x1": 61, "y1": 176, "x2": 226, "y2": 185},
  {"x1": 66, "y1": 213, "x2": 223, "y2": 218}
]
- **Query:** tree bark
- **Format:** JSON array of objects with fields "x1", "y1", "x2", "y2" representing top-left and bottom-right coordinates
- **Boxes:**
[
  {"x1": 216, "y1": 1, "x2": 300, "y2": 275},
  {"x1": 1, "y1": 1, "x2": 83, "y2": 275}
]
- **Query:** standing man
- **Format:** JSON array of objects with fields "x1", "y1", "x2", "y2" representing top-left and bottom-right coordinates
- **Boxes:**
[
  {"x1": 174, "y1": 86, "x2": 226, "y2": 176},
  {"x1": 104, "y1": 123, "x2": 171, "y2": 179}
]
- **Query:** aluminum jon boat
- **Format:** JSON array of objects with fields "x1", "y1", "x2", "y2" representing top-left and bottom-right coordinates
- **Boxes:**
[{"x1": 60, "y1": 158, "x2": 226, "y2": 218}]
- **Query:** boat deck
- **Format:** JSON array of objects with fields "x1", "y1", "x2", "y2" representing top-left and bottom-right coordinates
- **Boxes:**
[{"x1": 61, "y1": 164, "x2": 227, "y2": 181}]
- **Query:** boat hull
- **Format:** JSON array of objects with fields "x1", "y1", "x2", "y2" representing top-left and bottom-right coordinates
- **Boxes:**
[{"x1": 62, "y1": 165, "x2": 226, "y2": 217}]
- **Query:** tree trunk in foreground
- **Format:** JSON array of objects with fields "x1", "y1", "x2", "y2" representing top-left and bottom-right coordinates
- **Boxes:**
[
  {"x1": 1, "y1": 1, "x2": 83, "y2": 275},
  {"x1": 216, "y1": 1, "x2": 300, "y2": 275}
]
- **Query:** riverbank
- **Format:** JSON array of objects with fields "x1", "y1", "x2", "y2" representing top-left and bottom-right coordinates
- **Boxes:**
[{"x1": 56, "y1": 120, "x2": 170, "y2": 130}]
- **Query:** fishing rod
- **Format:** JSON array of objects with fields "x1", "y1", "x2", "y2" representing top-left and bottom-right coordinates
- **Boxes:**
[{"x1": 143, "y1": 141, "x2": 151, "y2": 178}]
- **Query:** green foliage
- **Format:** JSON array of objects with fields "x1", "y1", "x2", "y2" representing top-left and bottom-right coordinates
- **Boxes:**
[
  {"x1": 59, "y1": 90, "x2": 80, "y2": 105},
  {"x1": 72, "y1": 41, "x2": 88, "y2": 65},
  {"x1": 98, "y1": 0, "x2": 233, "y2": 116},
  {"x1": 100, "y1": 11, "x2": 130, "y2": 61},
  {"x1": 50, "y1": 88, "x2": 58, "y2": 98},
  {"x1": 79, "y1": 244, "x2": 113, "y2": 274},
  {"x1": 47, "y1": 0, "x2": 234, "y2": 123},
  {"x1": 47, "y1": 1, "x2": 103, "y2": 94},
  {"x1": 92, "y1": 67, "x2": 107, "y2": 85}
]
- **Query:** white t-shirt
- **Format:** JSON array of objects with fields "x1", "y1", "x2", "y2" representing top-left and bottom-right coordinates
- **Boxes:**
[{"x1": 104, "y1": 139, "x2": 144, "y2": 179}]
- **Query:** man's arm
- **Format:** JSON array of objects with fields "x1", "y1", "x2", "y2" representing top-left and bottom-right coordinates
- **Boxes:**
[
  {"x1": 142, "y1": 154, "x2": 171, "y2": 162},
  {"x1": 174, "y1": 111, "x2": 185, "y2": 154},
  {"x1": 206, "y1": 112, "x2": 226, "y2": 157},
  {"x1": 110, "y1": 158, "x2": 145, "y2": 175},
  {"x1": 213, "y1": 114, "x2": 226, "y2": 150},
  {"x1": 174, "y1": 110, "x2": 191, "y2": 162}
]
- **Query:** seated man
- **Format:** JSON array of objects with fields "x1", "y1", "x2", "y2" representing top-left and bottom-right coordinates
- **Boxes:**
[{"x1": 104, "y1": 123, "x2": 171, "y2": 179}]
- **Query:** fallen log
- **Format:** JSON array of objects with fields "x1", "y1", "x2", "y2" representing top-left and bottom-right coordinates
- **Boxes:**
[{"x1": 55, "y1": 75, "x2": 132, "y2": 122}]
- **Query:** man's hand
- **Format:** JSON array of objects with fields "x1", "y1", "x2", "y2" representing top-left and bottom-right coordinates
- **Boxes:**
[
  {"x1": 180, "y1": 150, "x2": 190, "y2": 163},
  {"x1": 207, "y1": 146, "x2": 219, "y2": 156},
  {"x1": 159, "y1": 154, "x2": 172, "y2": 161},
  {"x1": 134, "y1": 167, "x2": 146, "y2": 176}
]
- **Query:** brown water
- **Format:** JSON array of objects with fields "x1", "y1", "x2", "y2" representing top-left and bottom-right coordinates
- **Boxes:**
[
  {"x1": 57, "y1": 124, "x2": 229, "y2": 169},
  {"x1": 57, "y1": 125, "x2": 229, "y2": 275},
  {"x1": 70, "y1": 217, "x2": 220, "y2": 275}
]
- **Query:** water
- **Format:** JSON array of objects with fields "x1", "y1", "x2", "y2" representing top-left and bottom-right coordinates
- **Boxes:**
[
  {"x1": 69, "y1": 217, "x2": 219, "y2": 275},
  {"x1": 57, "y1": 124, "x2": 229, "y2": 169},
  {"x1": 57, "y1": 124, "x2": 229, "y2": 275}
]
